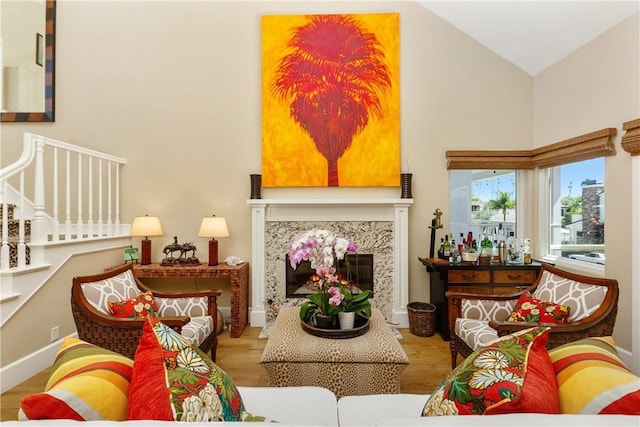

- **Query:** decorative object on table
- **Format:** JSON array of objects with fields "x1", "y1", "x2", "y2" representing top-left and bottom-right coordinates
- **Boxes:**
[
  {"x1": 198, "y1": 215, "x2": 230, "y2": 266},
  {"x1": 250, "y1": 174, "x2": 262, "y2": 199},
  {"x1": 428, "y1": 208, "x2": 443, "y2": 258},
  {"x1": 161, "y1": 236, "x2": 182, "y2": 265},
  {"x1": 130, "y1": 214, "x2": 163, "y2": 265},
  {"x1": 179, "y1": 241, "x2": 199, "y2": 264},
  {"x1": 224, "y1": 255, "x2": 244, "y2": 266},
  {"x1": 288, "y1": 229, "x2": 372, "y2": 334},
  {"x1": 123, "y1": 247, "x2": 139, "y2": 264},
  {"x1": 161, "y1": 236, "x2": 199, "y2": 265},
  {"x1": 338, "y1": 311, "x2": 355, "y2": 329},
  {"x1": 400, "y1": 173, "x2": 412, "y2": 198},
  {"x1": 300, "y1": 313, "x2": 370, "y2": 339},
  {"x1": 523, "y1": 238, "x2": 533, "y2": 264}
]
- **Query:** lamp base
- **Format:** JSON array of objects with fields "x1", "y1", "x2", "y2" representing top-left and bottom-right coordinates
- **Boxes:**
[
  {"x1": 141, "y1": 239, "x2": 152, "y2": 265},
  {"x1": 208, "y1": 239, "x2": 219, "y2": 266}
]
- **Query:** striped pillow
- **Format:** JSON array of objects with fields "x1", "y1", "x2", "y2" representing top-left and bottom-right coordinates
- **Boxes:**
[
  {"x1": 548, "y1": 336, "x2": 640, "y2": 414},
  {"x1": 19, "y1": 337, "x2": 134, "y2": 420}
]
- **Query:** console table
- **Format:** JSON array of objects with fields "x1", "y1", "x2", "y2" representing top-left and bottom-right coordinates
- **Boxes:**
[
  {"x1": 112, "y1": 262, "x2": 249, "y2": 338},
  {"x1": 418, "y1": 257, "x2": 542, "y2": 341}
]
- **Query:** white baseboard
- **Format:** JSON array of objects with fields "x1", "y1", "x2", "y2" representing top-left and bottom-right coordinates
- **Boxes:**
[
  {"x1": 250, "y1": 308, "x2": 266, "y2": 327},
  {"x1": 0, "y1": 332, "x2": 78, "y2": 394}
]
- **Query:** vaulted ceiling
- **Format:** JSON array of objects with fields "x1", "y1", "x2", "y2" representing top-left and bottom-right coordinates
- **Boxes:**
[{"x1": 418, "y1": 1, "x2": 640, "y2": 76}]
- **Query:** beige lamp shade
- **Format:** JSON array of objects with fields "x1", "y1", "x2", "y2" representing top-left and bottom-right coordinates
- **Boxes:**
[
  {"x1": 198, "y1": 216, "x2": 230, "y2": 239},
  {"x1": 130, "y1": 215, "x2": 164, "y2": 237}
]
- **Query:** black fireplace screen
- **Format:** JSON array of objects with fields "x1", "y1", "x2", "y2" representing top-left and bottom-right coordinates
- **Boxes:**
[{"x1": 285, "y1": 254, "x2": 374, "y2": 298}]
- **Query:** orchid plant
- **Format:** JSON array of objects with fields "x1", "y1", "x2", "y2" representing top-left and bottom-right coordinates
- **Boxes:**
[{"x1": 288, "y1": 229, "x2": 371, "y2": 324}]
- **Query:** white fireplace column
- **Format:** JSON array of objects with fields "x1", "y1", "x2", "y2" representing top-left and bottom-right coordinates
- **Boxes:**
[{"x1": 247, "y1": 198, "x2": 413, "y2": 328}]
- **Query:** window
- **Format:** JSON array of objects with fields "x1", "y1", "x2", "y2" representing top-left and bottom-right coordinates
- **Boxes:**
[
  {"x1": 446, "y1": 127, "x2": 616, "y2": 269},
  {"x1": 548, "y1": 158, "x2": 605, "y2": 265},
  {"x1": 450, "y1": 169, "x2": 517, "y2": 245}
]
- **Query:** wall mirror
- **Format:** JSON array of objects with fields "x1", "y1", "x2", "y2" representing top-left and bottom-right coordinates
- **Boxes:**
[{"x1": 1, "y1": 0, "x2": 55, "y2": 122}]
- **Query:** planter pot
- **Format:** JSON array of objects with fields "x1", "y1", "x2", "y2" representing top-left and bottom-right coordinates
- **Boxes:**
[
  {"x1": 338, "y1": 312, "x2": 355, "y2": 329},
  {"x1": 314, "y1": 314, "x2": 335, "y2": 329}
]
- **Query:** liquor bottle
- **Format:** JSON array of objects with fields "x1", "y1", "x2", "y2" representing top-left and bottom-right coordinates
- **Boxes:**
[
  {"x1": 491, "y1": 240, "x2": 500, "y2": 264},
  {"x1": 450, "y1": 239, "x2": 456, "y2": 262},
  {"x1": 523, "y1": 238, "x2": 533, "y2": 264},
  {"x1": 458, "y1": 233, "x2": 465, "y2": 254},
  {"x1": 443, "y1": 235, "x2": 451, "y2": 258},
  {"x1": 478, "y1": 235, "x2": 490, "y2": 264},
  {"x1": 466, "y1": 231, "x2": 473, "y2": 248},
  {"x1": 437, "y1": 237, "x2": 445, "y2": 259},
  {"x1": 507, "y1": 231, "x2": 517, "y2": 262}
]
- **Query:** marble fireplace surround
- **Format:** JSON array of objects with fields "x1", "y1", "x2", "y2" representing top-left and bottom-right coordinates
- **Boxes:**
[{"x1": 247, "y1": 199, "x2": 413, "y2": 328}]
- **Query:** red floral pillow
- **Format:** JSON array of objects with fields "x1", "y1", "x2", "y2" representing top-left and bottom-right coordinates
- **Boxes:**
[
  {"x1": 127, "y1": 316, "x2": 247, "y2": 421},
  {"x1": 107, "y1": 291, "x2": 157, "y2": 318},
  {"x1": 507, "y1": 293, "x2": 570, "y2": 323},
  {"x1": 422, "y1": 327, "x2": 559, "y2": 416}
]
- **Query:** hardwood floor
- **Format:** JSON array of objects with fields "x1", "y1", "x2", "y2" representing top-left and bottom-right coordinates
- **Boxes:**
[{"x1": 0, "y1": 326, "x2": 453, "y2": 421}]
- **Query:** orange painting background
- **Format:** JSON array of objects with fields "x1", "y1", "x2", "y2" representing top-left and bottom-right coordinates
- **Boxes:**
[{"x1": 261, "y1": 13, "x2": 400, "y2": 188}]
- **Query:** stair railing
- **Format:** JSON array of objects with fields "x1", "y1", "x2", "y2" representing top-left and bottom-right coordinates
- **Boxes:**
[{"x1": 1, "y1": 132, "x2": 127, "y2": 271}]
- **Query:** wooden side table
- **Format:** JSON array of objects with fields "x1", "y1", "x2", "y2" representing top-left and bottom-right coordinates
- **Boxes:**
[
  {"x1": 112, "y1": 262, "x2": 249, "y2": 338},
  {"x1": 418, "y1": 257, "x2": 542, "y2": 341}
]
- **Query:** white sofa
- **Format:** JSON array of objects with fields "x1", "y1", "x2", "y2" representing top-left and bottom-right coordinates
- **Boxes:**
[{"x1": 5, "y1": 387, "x2": 640, "y2": 427}]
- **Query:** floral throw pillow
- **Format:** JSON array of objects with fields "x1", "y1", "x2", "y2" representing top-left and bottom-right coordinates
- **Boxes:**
[
  {"x1": 507, "y1": 292, "x2": 570, "y2": 323},
  {"x1": 422, "y1": 327, "x2": 559, "y2": 416},
  {"x1": 127, "y1": 316, "x2": 246, "y2": 421},
  {"x1": 107, "y1": 291, "x2": 157, "y2": 318}
]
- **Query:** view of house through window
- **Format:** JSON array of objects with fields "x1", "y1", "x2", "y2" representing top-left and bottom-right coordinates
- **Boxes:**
[
  {"x1": 450, "y1": 169, "x2": 517, "y2": 252},
  {"x1": 549, "y1": 158, "x2": 605, "y2": 265}
]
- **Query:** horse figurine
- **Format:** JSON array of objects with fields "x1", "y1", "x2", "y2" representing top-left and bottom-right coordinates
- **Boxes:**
[
  {"x1": 161, "y1": 236, "x2": 182, "y2": 265},
  {"x1": 179, "y1": 241, "x2": 199, "y2": 264}
]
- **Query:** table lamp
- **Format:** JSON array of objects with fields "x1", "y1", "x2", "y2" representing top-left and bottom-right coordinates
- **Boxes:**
[
  {"x1": 198, "y1": 215, "x2": 229, "y2": 266},
  {"x1": 130, "y1": 215, "x2": 163, "y2": 265}
]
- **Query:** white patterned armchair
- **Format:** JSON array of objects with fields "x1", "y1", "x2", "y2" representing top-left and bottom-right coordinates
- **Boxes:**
[
  {"x1": 71, "y1": 263, "x2": 220, "y2": 360},
  {"x1": 446, "y1": 263, "x2": 618, "y2": 369}
]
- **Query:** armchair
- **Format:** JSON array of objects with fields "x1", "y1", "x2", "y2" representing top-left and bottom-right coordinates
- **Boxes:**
[
  {"x1": 447, "y1": 262, "x2": 618, "y2": 369},
  {"x1": 71, "y1": 263, "x2": 221, "y2": 360}
]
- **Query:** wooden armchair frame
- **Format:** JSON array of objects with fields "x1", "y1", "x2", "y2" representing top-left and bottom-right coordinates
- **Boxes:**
[
  {"x1": 71, "y1": 263, "x2": 221, "y2": 360},
  {"x1": 446, "y1": 263, "x2": 618, "y2": 369}
]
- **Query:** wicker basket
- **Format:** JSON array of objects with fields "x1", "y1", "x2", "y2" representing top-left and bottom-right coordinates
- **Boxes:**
[{"x1": 407, "y1": 302, "x2": 436, "y2": 337}]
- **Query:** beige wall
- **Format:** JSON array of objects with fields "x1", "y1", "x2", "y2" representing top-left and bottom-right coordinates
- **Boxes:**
[
  {"x1": 1, "y1": 1, "x2": 636, "y2": 365},
  {"x1": 532, "y1": 12, "x2": 639, "y2": 352}
]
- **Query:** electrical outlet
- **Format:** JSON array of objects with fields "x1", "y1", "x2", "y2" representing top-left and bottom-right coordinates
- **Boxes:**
[{"x1": 51, "y1": 326, "x2": 60, "y2": 342}]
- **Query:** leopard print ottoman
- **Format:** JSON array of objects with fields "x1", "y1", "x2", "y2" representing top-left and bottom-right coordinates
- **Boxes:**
[{"x1": 260, "y1": 307, "x2": 409, "y2": 398}]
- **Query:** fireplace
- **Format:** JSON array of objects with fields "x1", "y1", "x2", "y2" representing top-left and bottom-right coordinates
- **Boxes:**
[
  {"x1": 285, "y1": 254, "x2": 374, "y2": 298},
  {"x1": 247, "y1": 198, "x2": 413, "y2": 328}
]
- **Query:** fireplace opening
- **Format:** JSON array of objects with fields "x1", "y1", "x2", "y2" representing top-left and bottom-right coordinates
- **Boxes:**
[{"x1": 285, "y1": 254, "x2": 374, "y2": 298}]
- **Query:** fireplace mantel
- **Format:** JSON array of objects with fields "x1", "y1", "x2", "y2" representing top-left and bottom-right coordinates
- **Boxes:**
[{"x1": 248, "y1": 198, "x2": 413, "y2": 328}]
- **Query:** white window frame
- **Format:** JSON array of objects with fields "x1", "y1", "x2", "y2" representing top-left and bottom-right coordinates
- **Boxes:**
[{"x1": 536, "y1": 165, "x2": 606, "y2": 277}]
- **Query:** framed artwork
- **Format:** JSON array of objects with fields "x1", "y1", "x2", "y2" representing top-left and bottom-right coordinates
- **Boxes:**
[
  {"x1": 262, "y1": 13, "x2": 400, "y2": 188},
  {"x1": 124, "y1": 247, "x2": 140, "y2": 263}
]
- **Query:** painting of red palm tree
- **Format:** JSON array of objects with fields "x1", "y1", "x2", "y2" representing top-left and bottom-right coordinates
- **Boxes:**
[{"x1": 262, "y1": 13, "x2": 399, "y2": 187}]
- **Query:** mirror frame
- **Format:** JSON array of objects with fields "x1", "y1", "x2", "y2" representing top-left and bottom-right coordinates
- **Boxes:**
[{"x1": 1, "y1": 0, "x2": 56, "y2": 122}]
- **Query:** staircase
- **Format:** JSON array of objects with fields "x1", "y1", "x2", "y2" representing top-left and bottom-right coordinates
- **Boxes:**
[
  {"x1": 0, "y1": 204, "x2": 31, "y2": 269},
  {"x1": 1, "y1": 133, "x2": 130, "y2": 325}
]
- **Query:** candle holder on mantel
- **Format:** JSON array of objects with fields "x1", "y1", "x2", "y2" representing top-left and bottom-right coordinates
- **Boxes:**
[
  {"x1": 250, "y1": 174, "x2": 262, "y2": 199},
  {"x1": 401, "y1": 173, "x2": 413, "y2": 199}
]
